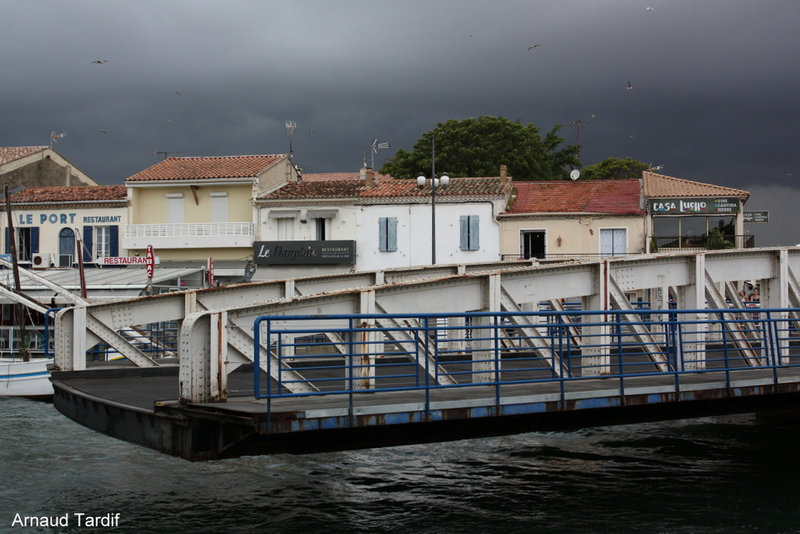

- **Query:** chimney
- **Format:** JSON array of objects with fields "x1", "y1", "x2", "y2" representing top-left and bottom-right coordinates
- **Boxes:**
[
  {"x1": 499, "y1": 164, "x2": 508, "y2": 183},
  {"x1": 361, "y1": 167, "x2": 375, "y2": 187},
  {"x1": 66, "y1": 165, "x2": 72, "y2": 186}
]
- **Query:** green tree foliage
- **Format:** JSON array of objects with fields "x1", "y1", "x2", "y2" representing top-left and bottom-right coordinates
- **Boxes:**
[
  {"x1": 379, "y1": 116, "x2": 579, "y2": 180},
  {"x1": 579, "y1": 157, "x2": 650, "y2": 180}
]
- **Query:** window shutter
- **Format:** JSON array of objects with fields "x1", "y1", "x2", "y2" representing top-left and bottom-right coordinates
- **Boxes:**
[
  {"x1": 387, "y1": 217, "x2": 398, "y2": 252},
  {"x1": 83, "y1": 226, "x2": 93, "y2": 262},
  {"x1": 378, "y1": 218, "x2": 387, "y2": 252},
  {"x1": 110, "y1": 226, "x2": 119, "y2": 257},
  {"x1": 30, "y1": 227, "x2": 40, "y2": 254},
  {"x1": 459, "y1": 216, "x2": 469, "y2": 251},
  {"x1": 469, "y1": 215, "x2": 480, "y2": 250}
]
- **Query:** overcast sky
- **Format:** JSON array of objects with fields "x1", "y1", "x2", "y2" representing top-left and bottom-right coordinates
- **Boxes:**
[{"x1": 1, "y1": 1, "x2": 798, "y2": 245}]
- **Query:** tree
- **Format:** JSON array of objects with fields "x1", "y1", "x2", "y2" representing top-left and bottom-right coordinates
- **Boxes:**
[
  {"x1": 379, "y1": 116, "x2": 579, "y2": 180},
  {"x1": 579, "y1": 157, "x2": 650, "y2": 180}
]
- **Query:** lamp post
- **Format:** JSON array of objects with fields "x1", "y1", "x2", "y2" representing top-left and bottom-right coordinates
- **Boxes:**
[{"x1": 416, "y1": 137, "x2": 449, "y2": 265}]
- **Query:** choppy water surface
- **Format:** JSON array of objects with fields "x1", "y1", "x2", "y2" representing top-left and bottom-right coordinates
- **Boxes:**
[{"x1": 1, "y1": 396, "x2": 799, "y2": 533}]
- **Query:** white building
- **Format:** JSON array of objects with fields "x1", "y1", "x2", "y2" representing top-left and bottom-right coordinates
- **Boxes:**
[{"x1": 253, "y1": 168, "x2": 514, "y2": 278}]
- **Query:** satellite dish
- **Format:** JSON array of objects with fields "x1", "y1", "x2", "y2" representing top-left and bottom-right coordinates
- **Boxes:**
[{"x1": 570, "y1": 169, "x2": 580, "y2": 181}]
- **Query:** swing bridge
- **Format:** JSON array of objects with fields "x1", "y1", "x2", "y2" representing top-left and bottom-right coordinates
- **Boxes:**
[{"x1": 27, "y1": 247, "x2": 800, "y2": 460}]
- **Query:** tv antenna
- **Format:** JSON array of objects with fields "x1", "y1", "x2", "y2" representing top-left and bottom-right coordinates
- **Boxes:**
[
  {"x1": 154, "y1": 151, "x2": 180, "y2": 160},
  {"x1": 285, "y1": 121, "x2": 296, "y2": 160},
  {"x1": 369, "y1": 138, "x2": 390, "y2": 169},
  {"x1": 569, "y1": 119, "x2": 586, "y2": 163},
  {"x1": 49, "y1": 131, "x2": 67, "y2": 147}
]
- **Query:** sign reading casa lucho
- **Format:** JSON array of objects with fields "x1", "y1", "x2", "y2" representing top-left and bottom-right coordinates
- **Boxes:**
[
  {"x1": 649, "y1": 197, "x2": 740, "y2": 214},
  {"x1": 253, "y1": 240, "x2": 357, "y2": 265}
]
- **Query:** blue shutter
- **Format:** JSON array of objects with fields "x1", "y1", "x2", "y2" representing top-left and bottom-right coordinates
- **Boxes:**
[
  {"x1": 4, "y1": 228, "x2": 9, "y2": 254},
  {"x1": 459, "y1": 216, "x2": 468, "y2": 251},
  {"x1": 110, "y1": 226, "x2": 119, "y2": 256},
  {"x1": 469, "y1": 215, "x2": 480, "y2": 250},
  {"x1": 378, "y1": 217, "x2": 387, "y2": 252},
  {"x1": 387, "y1": 217, "x2": 397, "y2": 252},
  {"x1": 30, "y1": 227, "x2": 40, "y2": 254},
  {"x1": 83, "y1": 226, "x2": 93, "y2": 262}
]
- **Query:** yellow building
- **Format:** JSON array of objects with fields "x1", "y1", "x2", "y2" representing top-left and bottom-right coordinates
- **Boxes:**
[{"x1": 123, "y1": 154, "x2": 298, "y2": 263}]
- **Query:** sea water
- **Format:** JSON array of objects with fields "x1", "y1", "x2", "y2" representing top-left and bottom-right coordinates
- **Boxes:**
[{"x1": 1, "y1": 396, "x2": 799, "y2": 533}]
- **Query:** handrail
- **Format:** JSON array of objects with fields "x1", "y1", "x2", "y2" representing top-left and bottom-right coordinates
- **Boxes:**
[{"x1": 254, "y1": 308, "x2": 800, "y2": 428}]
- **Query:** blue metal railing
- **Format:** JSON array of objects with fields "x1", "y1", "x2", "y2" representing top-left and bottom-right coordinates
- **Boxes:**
[{"x1": 253, "y1": 308, "x2": 800, "y2": 425}]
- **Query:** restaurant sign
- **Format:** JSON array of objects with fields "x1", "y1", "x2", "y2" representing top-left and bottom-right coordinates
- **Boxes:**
[
  {"x1": 253, "y1": 240, "x2": 357, "y2": 265},
  {"x1": 649, "y1": 197, "x2": 740, "y2": 214}
]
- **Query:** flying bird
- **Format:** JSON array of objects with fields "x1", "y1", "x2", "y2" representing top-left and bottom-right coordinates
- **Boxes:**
[
  {"x1": 99, "y1": 129, "x2": 108, "y2": 134},
  {"x1": 646, "y1": 6, "x2": 655, "y2": 11},
  {"x1": 528, "y1": 44, "x2": 541, "y2": 51},
  {"x1": 175, "y1": 90, "x2": 182, "y2": 96},
  {"x1": 626, "y1": 81, "x2": 634, "y2": 90},
  {"x1": 91, "y1": 60, "x2": 107, "y2": 64}
]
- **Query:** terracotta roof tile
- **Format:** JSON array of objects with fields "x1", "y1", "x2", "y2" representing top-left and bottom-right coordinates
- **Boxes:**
[
  {"x1": 126, "y1": 154, "x2": 286, "y2": 182},
  {"x1": 7, "y1": 185, "x2": 127, "y2": 204},
  {"x1": 258, "y1": 176, "x2": 511, "y2": 202},
  {"x1": 642, "y1": 171, "x2": 749, "y2": 199},
  {"x1": 301, "y1": 171, "x2": 391, "y2": 182},
  {"x1": 0, "y1": 146, "x2": 48, "y2": 166},
  {"x1": 506, "y1": 180, "x2": 643, "y2": 215}
]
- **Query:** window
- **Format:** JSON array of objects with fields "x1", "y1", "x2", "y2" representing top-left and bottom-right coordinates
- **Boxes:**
[
  {"x1": 520, "y1": 230, "x2": 545, "y2": 259},
  {"x1": 600, "y1": 228, "x2": 627, "y2": 257},
  {"x1": 277, "y1": 218, "x2": 294, "y2": 240},
  {"x1": 81, "y1": 226, "x2": 118, "y2": 262},
  {"x1": 378, "y1": 217, "x2": 398, "y2": 252},
  {"x1": 315, "y1": 218, "x2": 327, "y2": 240},
  {"x1": 210, "y1": 193, "x2": 227, "y2": 223},
  {"x1": 167, "y1": 194, "x2": 184, "y2": 224},
  {"x1": 4, "y1": 227, "x2": 38, "y2": 262},
  {"x1": 95, "y1": 226, "x2": 112, "y2": 258},
  {"x1": 459, "y1": 215, "x2": 480, "y2": 251}
]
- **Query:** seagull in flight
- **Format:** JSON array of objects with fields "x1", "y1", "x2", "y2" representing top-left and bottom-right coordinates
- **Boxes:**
[
  {"x1": 91, "y1": 59, "x2": 107, "y2": 64},
  {"x1": 646, "y1": 6, "x2": 655, "y2": 11},
  {"x1": 626, "y1": 81, "x2": 634, "y2": 90},
  {"x1": 175, "y1": 90, "x2": 182, "y2": 96},
  {"x1": 528, "y1": 44, "x2": 541, "y2": 51}
]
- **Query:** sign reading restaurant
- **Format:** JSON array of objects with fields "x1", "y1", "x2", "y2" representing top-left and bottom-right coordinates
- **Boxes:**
[
  {"x1": 253, "y1": 240, "x2": 357, "y2": 265},
  {"x1": 649, "y1": 197, "x2": 740, "y2": 214}
]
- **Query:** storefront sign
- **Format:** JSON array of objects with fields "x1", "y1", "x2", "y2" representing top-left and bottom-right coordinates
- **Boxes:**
[
  {"x1": 14, "y1": 213, "x2": 122, "y2": 225},
  {"x1": 253, "y1": 240, "x2": 357, "y2": 265},
  {"x1": 100, "y1": 256, "x2": 160, "y2": 266},
  {"x1": 743, "y1": 210, "x2": 769, "y2": 223},
  {"x1": 649, "y1": 197, "x2": 740, "y2": 214},
  {"x1": 145, "y1": 245, "x2": 155, "y2": 278}
]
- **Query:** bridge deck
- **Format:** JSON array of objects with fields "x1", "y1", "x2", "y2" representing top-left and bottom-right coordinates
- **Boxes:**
[{"x1": 51, "y1": 361, "x2": 800, "y2": 460}]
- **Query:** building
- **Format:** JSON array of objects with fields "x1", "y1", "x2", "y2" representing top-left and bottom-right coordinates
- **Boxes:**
[
  {"x1": 0, "y1": 146, "x2": 96, "y2": 190},
  {"x1": 253, "y1": 167, "x2": 514, "y2": 278},
  {"x1": 643, "y1": 171, "x2": 751, "y2": 251},
  {"x1": 499, "y1": 179, "x2": 646, "y2": 259},
  {"x1": 1, "y1": 185, "x2": 128, "y2": 268},
  {"x1": 122, "y1": 155, "x2": 298, "y2": 277}
]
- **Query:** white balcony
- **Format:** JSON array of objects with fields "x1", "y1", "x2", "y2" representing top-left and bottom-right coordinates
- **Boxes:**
[{"x1": 123, "y1": 222, "x2": 254, "y2": 249}]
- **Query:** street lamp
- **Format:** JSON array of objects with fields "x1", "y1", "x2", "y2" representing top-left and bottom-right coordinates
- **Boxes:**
[{"x1": 416, "y1": 137, "x2": 449, "y2": 265}]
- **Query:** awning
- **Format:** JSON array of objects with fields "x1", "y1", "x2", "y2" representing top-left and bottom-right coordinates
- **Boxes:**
[
  {"x1": 306, "y1": 209, "x2": 338, "y2": 219},
  {"x1": 268, "y1": 209, "x2": 300, "y2": 218}
]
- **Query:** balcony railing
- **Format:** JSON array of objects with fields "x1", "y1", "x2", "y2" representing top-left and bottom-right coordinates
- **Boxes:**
[
  {"x1": 652, "y1": 234, "x2": 755, "y2": 251},
  {"x1": 123, "y1": 222, "x2": 254, "y2": 249}
]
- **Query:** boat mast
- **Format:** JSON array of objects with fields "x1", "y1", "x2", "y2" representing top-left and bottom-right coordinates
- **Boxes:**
[{"x1": 3, "y1": 185, "x2": 30, "y2": 361}]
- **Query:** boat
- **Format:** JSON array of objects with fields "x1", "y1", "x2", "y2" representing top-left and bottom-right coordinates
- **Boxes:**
[{"x1": 0, "y1": 357, "x2": 53, "y2": 400}]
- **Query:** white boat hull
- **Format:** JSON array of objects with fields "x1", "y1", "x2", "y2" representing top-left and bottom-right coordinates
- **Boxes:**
[{"x1": 0, "y1": 357, "x2": 53, "y2": 398}]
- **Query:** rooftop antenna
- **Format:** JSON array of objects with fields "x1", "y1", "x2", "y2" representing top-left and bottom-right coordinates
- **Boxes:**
[
  {"x1": 154, "y1": 151, "x2": 180, "y2": 160},
  {"x1": 285, "y1": 120, "x2": 296, "y2": 160},
  {"x1": 370, "y1": 138, "x2": 390, "y2": 169},
  {"x1": 49, "y1": 131, "x2": 67, "y2": 148},
  {"x1": 568, "y1": 119, "x2": 586, "y2": 165}
]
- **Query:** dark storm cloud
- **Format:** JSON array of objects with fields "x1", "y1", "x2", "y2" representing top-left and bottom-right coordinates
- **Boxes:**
[{"x1": 1, "y1": 0, "x2": 799, "y2": 245}]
